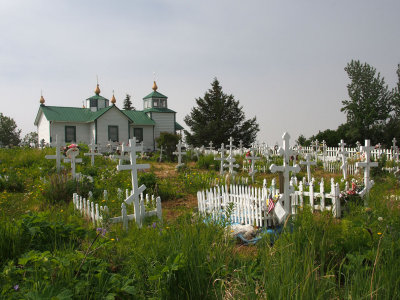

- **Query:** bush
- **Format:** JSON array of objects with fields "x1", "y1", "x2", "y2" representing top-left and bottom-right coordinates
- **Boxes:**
[
  {"x1": 139, "y1": 172, "x2": 157, "y2": 194},
  {"x1": 196, "y1": 154, "x2": 218, "y2": 170},
  {"x1": 155, "y1": 132, "x2": 180, "y2": 161}
]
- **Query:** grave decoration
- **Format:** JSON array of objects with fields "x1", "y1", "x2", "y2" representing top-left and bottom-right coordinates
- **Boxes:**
[
  {"x1": 214, "y1": 143, "x2": 227, "y2": 175},
  {"x1": 84, "y1": 141, "x2": 102, "y2": 166},
  {"x1": 270, "y1": 132, "x2": 300, "y2": 215},
  {"x1": 246, "y1": 148, "x2": 260, "y2": 183},
  {"x1": 300, "y1": 153, "x2": 316, "y2": 183},
  {"x1": 356, "y1": 139, "x2": 378, "y2": 198},
  {"x1": 223, "y1": 137, "x2": 239, "y2": 175},
  {"x1": 45, "y1": 135, "x2": 65, "y2": 172},
  {"x1": 173, "y1": 140, "x2": 186, "y2": 168},
  {"x1": 63, "y1": 144, "x2": 82, "y2": 179}
]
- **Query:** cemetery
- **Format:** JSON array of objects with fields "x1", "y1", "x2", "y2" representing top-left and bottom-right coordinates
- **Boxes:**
[{"x1": 1, "y1": 129, "x2": 400, "y2": 298}]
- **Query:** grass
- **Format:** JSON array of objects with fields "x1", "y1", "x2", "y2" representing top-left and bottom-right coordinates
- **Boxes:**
[{"x1": 0, "y1": 148, "x2": 399, "y2": 298}]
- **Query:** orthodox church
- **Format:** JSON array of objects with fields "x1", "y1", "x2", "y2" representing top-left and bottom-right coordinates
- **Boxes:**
[{"x1": 34, "y1": 81, "x2": 184, "y2": 151}]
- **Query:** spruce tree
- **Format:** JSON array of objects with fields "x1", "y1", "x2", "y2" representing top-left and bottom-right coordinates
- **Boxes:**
[
  {"x1": 123, "y1": 94, "x2": 135, "y2": 110},
  {"x1": 184, "y1": 78, "x2": 259, "y2": 147}
]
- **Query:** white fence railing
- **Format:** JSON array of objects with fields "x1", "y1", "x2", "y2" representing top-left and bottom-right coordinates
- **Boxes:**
[
  {"x1": 197, "y1": 179, "x2": 341, "y2": 228},
  {"x1": 73, "y1": 192, "x2": 162, "y2": 229}
]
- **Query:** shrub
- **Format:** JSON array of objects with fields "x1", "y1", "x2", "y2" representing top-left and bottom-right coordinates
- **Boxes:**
[
  {"x1": 196, "y1": 154, "x2": 218, "y2": 170},
  {"x1": 155, "y1": 132, "x2": 180, "y2": 161}
]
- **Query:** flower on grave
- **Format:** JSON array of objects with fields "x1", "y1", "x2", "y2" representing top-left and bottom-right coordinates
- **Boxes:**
[{"x1": 68, "y1": 144, "x2": 78, "y2": 149}]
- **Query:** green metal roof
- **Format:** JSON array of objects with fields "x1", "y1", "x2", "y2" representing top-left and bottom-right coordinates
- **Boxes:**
[
  {"x1": 34, "y1": 105, "x2": 120, "y2": 125},
  {"x1": 122, "y1": 110, "x2": 156, "y2": 126},
  {"x1": 86, "y1": 94, "x2": 109, "y2": 102},
  {"x1": 143, "y1": 91, "x2": 168, "y2": 99},
  {"x1": 175, "y1": 122, "x2": 184, "y2": 130},
  {"x1": 142, "y1": 107, "x2": 176, "y2": 113}
]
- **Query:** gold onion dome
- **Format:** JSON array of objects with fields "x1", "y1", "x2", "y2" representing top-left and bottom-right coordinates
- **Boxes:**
[
  {"x1": 152, "y1": 81, "x2": 158, "y2": 91},
  {"x1": 95, "y1": 84, "x2": 101, "y2": 95},
  {"x1": 111, "y1": 93, "x2": 116, "y2": 104},
  {"x1": 40, "y1": 95, "x2": 45, "y2": 104}
]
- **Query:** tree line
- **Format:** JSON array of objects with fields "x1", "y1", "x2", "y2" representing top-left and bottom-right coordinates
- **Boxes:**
[{"x1": 298, "y1": 60, "x2": 400, "y2": 147}]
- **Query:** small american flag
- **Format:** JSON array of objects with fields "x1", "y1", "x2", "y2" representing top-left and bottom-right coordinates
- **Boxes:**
[{"x1": 267, "y1": 193, "x2": 275, "y2": 215}]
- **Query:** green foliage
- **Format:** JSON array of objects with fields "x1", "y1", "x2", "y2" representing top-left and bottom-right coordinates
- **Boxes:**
[
  {"x1": 139, "y1": 172, "x2": 157, "y2": 194},
  {"x1": 22, "y1": 131, "x2": 38, "y2": 147},
  {"x1": 155, "y1": 132, "x2": 180, "y2": 161},
  {"x1": 196, "y1": 154, "x2": 219, "y2": 170},
  {"x1": 123, "y1": 93, "x2": 135, "y2": 110},
  {"x1": 0, "y1": 113, "x2": 21, "y2": 147},
  {"x1": 184, "y1": 78, "x2": 259, "y2": 147},
  {"x1": 0, "y1": 172, "x2": 24, "y2": 192}
]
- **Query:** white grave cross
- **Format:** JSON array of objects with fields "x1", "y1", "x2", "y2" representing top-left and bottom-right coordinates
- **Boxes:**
[
  {"x1": 214, "y1": 143, "x2": 227, "y2": 174},
  {"x1": 64, "y1": 147, "x2": 82, "y2": 179},
  {"x1": 84, "y1": 141, "x2": 102, "y2": 166},
  {"x1": 223, "y1": 137, "x2": 239, "y2": 174},
  {"x1": 300, "y1": 154, "x2": 316, "y2": 183},
  {"x1": 337, "y1": 139, "x2": 349, "y2": 179},
  {"x1": 247, "y1": 148, "x2": 261, "y2": 182},
  {"x1": 173, "y1": 140, "x2": 186, "y2": 167},
  {"x1": 392, "y1": 137, "x2": 399, "y2": 162},
  {"x1": 45, "y1": 135, "x2": 65, "y2": 172},
  {"x1": 207, "y1": 141, "x2": 214, "y2": 152},
  {"x1": 270, "y1": 132, "x2": 301, "y2": 213},
  {"x1": 356, "y1": 139, "x2": 378, "y2": 192}
]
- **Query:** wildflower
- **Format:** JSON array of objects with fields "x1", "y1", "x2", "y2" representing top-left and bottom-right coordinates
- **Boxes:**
[
  {"x1": 14, "y1": 284, "x2": 19, "y2": 291},
  {"x1": 111, "y1": 238, "x2": 115, "y2": 241},
  {"x1": 60, "y1": 209, "x2": 63, "y2": 213},
  {"x1": 378, "y1": 217, "x2": 383, "y2": 221},
  {"x1": 152, "y1": 222, "x2": 157, "y2": 229},
  {"x1": 377, "y1": 232, "x2": 382, "y2": 235},
  {"x1": 102, "y1": 200, "x2": 106, "y2": 202}
]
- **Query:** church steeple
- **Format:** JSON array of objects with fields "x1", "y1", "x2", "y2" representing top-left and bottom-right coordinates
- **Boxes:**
[
  {"x1": 95, "y1": 84, "x2": 101, "y2": 95},
  {"x1": 39, "y1": 91, "x2": 45, "y2": 106},
  {"x1": 143, "y1": 81, "x2": 168, "y2": 109}
]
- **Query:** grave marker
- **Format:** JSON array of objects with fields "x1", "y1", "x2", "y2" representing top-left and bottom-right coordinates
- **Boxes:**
[
  {"x1": 392, "y1": 137, "x2": 399, "y2": 162},
  {"x1": 64, "y1": 146, "x2": 82, "y2": 179},
  {"x1": 300, "y1": 154, "x2": 316, "y2": 183},
  {"x1": 270, "y1": 132, "x2": 300, "y2": 213},
  {"x1": 84, "y1": 141, "x2": 102, "y2": 166},
  {"x1": 45, "y1": 135, "x2": 65, "y2": 172},
  {"x1": 173, "y1": 140, "x2": 186, "y2": 167},
  {"x1": 356, "y1": 139, "x2": 378, "y2": 194},
  {"x1": 214, "y1": 143, "x2": 227, "y2": 174},
  {"x1": 224, "y1": 137, "x2": 239, "y2": 175},
  {"x1": 337, "y1": 139, "x2": 349, "y2": 179},
  {"x1": 247, "y1": 148, "x2": 260, "y2": 183}
]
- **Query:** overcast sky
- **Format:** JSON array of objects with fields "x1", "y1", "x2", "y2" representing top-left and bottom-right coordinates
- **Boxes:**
[{"x1": 1, "y1": 0, "x2": 399, "y2": 146}]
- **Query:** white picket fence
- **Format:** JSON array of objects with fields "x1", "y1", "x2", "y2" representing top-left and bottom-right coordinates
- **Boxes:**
[
  {"x1": 323, "y1": 161, "x2": 359, "y2": 175},
  {"x1": 197, "y1": 177, "x2": 341, "y2": 227},
  {"x1": 73, "y1": 191, "x2": 162, "y2": 229},
  {"x1": 292, "y1": 178, "x2": 341, "y2": 218},
  {"x1": 301, "y1": 146, "x2": 395, "y2": 161}
]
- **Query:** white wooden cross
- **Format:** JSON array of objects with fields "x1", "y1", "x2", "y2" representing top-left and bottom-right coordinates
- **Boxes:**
[
  {"x1": 226, "y1": 136, "x2": 235, "y2": 152},
  {"x1": 159, "y1": 145, "x2": 163, "y2": 162},
  {"x1": 111, "y1": 145, "x2": 130, "y2": 165},
  {"x1": 214, "y1": 143, "x2": 227, "y2": 174},
  {"x1": 314, "y1": 139, "x2": 319, "y2": 161},
  {"x1": 247, "y1": 148, "x2": 261, "y2": 182},
  {"x1": 270, "y1": 132, "x2": 301, "y2": 213},
  {"x1": 117, "y1": 138, "x2": 149, "y2": 206},
  {"x1": 322, "y1": 140, "x2": 327, "y2": 164},
  {"x1": 223, "y1": 137, "x2": 239, "y2": 174},
  {"x1": 300, "y1": 154, "x2": 316, "y2": 183},
  {"x1": 239, "y1": 140, "x2": 243, "y2": 155},
  {"x1": 64, "y1": 146, "x2": 82, "y2": 179},
  {"x1": 45, "y1": 135, "x2": 65, "y2": 172},
  {"x1": 356, "y1": 139, "x2": 378, "y2": 193},
  {"x1": 337, "y1": 139, "x2": 349, "y2": 179},
  {"x1": 207, "y1": 141, "x2": 214, "y2": 152},
  {"x1": 392, "y1": 137, "x2": 399, "y2": 162},
  {"x1": 84, "y1": 141, "x2": 102, "y2": 166},
  {"x1": 173, "y1": 140, "x2": 186, "y2": 167}
]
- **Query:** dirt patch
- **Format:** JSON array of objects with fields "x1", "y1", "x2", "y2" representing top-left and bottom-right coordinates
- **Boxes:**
[{"x1": 162, "y1": 194, "x2": 198, "y2": 222}]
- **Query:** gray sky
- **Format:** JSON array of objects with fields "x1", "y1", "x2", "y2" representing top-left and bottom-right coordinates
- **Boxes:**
[{"x1": 1, "y1": 0, "x2": 399, "y2": 146}]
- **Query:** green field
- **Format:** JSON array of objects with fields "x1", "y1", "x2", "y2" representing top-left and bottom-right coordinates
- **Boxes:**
[{"x1": 0, "y1": 147, "x2": 399, "y2": 299}]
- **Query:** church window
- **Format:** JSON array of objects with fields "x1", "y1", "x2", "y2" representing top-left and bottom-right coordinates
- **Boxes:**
[
  {"x1": 65, "y1": 126, "x2": 76, "y2": 143},
  {"x1": 133, "y1": 128, "x2": 143, "y2": 143},
  {"x1": 90, "y1": 99, "x2": 98, "y2": 108},
  {"x1": 108, "y1": 126, "x2": 119, "y2": 142},
  {"x1": 153, "y1": 99, "x2": 159, "y2": 107}
]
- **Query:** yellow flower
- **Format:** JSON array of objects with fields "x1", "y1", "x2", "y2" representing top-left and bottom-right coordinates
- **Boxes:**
[
  {"x1": 111, "y1": 238, "x2": 115, "y2": 241},
  {"x1": 377, "y1": 232, "x2": 382, "y2": 235},
  {"x1": 102, "y1": 200, "x2": 106, "y2": 202},
  {"x1": 60, "y1": 209, "x2": 64, "y2": 212}
]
